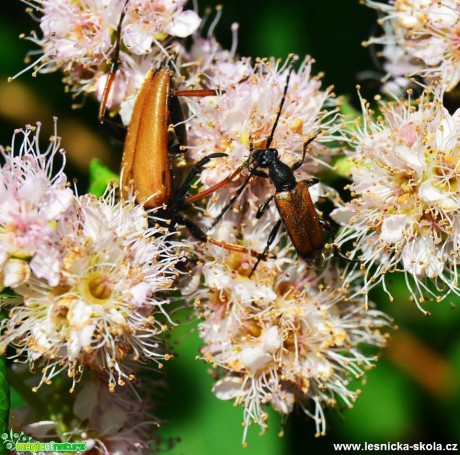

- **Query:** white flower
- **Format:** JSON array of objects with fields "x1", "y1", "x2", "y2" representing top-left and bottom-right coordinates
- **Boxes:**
[
  {"x1": 365, "y1": 0, "x2": 460, "y2": 90},
  {"x1": 16, "y1": 0, "x2": 123, "y2": 84},
  {"x1": 117, "y1": 10, "x2": 241, "y2": 123},
  {"x1": 185, "y1": 55, "x2": 342, "y2": 190},
  {"x1": 192, "y1": 222, "x2": 390, "y2": 445},
  {"x1": 0, "y1": 120, "x2": 73, "y2": 290},
  {"x1": 331, "y1": 89, "x2": 460, "y2": 310},
  {"x1": 16, "y1": 0, "x2": 200, "y2": 110},
  {"x1": 123, "y1": 0, "x2": 200, "y2": 54},
  {"x1": 1, "y1": 186, "x2": 184, "y2": 390}
]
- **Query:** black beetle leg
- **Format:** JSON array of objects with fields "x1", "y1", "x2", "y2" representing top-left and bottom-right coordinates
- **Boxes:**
[
  {"x1": 256, "y1": 194, "x2": 275, "y2": 220},
  {"x1": 249, "y1": 219, "x2": 282, "y2": 277}
]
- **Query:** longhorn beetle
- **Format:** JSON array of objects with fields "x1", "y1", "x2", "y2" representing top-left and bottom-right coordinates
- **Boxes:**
[
  {"x1": 98, "y1": 0, "x2": 216, "y2": 208},
  {"x1": 98, "y1": 0, "x2": 258, "y2": 256},
  {"x1": 208, "y1": 58, "x2": 350, "y2": 276}
]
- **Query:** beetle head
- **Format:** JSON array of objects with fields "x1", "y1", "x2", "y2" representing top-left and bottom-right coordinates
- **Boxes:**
[
  {"x1": 253, "y1": 148, "x2": 278, "y2": 168},
  {"x1": 264, "y1": 148, "x2": 278, "y2": 164}
]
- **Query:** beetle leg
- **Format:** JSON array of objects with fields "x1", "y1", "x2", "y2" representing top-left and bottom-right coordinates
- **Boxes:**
[
  {"x1": 185, "y1": 142, "x2": 268, "y2": 228},
  {"x1": 176, "y1": 153, "x2": 228, "y2": 202},
  {"x1": 173, "y1": 89, "x2": 218, "y2": 97},
  {"x1": 210, "y1": 159, "x2": 272, "y2": 228},
  {"x1": 98, "y1": 0, "x2": 130, "y2": 123},
  {"x1": 177, "y1": 214, "x2": 207, "y2": 240},
  {"x1": 184, "y1": 163, "x2": 246, "y2": 205},
  {"x1": 178, "y1": 215, "x2": 262, "y2": 257},
  {"x1": 181, "y1": 214, "x2": 251, "y2": 253},
  {"x1": 319, "y1": 218, "x2": 361, "y2": 263},
  {"x1": 185, "y1": 139, "x2": 264, "y2": 207},
  {"x1": 186, "y1": 134, "x2": 265, "y2": 221},
  {"x1": 249, "y1": 219, "x2": 282, "y2": 277},
  {"x1": 256, "y1": 194, "x2": 275, "y2": 219},
  {"x1": 210, "y1": 172, "x2": 254, "y2": 227},
  {"x1": 250, "y1": 168, "x2": 270, "y2": 178},
  {"x1": 207, "y1": 239, "x2": 264, "y2": 257}
]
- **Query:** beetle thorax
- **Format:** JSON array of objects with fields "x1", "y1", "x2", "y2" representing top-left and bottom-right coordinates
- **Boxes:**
[{"x1": 264, "y1": 150, "x2": 297, "y2": 192}]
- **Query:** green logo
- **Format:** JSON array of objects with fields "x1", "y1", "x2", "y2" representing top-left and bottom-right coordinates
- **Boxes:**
[{"x1": 1, "y1": 429, "x2": 86, "y2": 453}]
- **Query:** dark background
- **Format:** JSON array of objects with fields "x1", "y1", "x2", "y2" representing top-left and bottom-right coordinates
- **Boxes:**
[{"x1": 1, "y1": 1, "x2": 460, "y2": 454}]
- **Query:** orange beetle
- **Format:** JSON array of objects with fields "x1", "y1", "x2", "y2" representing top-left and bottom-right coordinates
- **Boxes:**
[
  {"x1": 98, "y1": 4, "x2": 261, "y2": 257},
  {"x1": 207, "y1": 60, "x2": 353, "y2": 275}
]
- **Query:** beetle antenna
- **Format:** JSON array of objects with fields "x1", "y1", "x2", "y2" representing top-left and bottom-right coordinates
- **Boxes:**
[
  {"x1": 210, "y1": 172, "x2": 254, "y2": 228},
  {"x1": 98, "y1": 0, "x2": 130, "y2": 123},
  {"x1": 210, "y1": 135, "x2": 257, "y2": 228},
  {"x1": 210, "y1": 57, "x2": 298, "y2": 228},
  {"x1": 265, "y1": 55, "x2": 298, "y2": 149}
]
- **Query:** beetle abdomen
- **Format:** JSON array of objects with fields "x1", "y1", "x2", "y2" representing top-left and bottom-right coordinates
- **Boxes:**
[
  {"x1": 122, "y1": 68, "x2": 172, "y2": 208},
  {"x1": 275, "y1": 180, "x2": 324, "y2": 262}
]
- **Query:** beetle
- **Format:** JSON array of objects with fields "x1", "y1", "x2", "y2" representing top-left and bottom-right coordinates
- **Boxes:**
[
  {"x1": 244, "y1": 140, "x2": 326, "y2": 275},
  {"x1": 207, "y1": 59, "x2": 349, "y2": 275},
  {"x1": 120, "y1": 67, "x2": 260, "y2": 256},
  {"x1": 97, "y1": 1, "x2": 258, "y2": 256},
  {"x1": 119, "y1": 65, "x2": 217, "y2": 208},
  {"x1": 212, "y1": 135, "x2": 325, "y2": 276}
]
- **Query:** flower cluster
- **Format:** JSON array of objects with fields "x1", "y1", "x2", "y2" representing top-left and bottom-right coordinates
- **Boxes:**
[
  {"x1": 193, "y1": 223, "x2": 390, "y2": 444},
  {"x1": 8, "y1": 0, "x2": 414, "y2": 448},
  {"x1": 17, "y1": 0, "x2": 201, "y2": 111},
  {"x1": 364, "y1": 0, "x2": 460, "y2": 91},
  {"x1": 180, "y1": 52, "x2": 343, "y2": 258},
  {"x1": 0, "y1": 121, "x2": 73, "y2": 290},
  {"x1": 0, "y1": 122, "x2": 184, "y2": 390},
  {"x1": 332, "y1": 89, "x2": 460, "y2": 311},
  {"x1": 189, "y1": 56, "x2": 340, "y2": 173},
  {"x1": 177, "y1": 52, "x2": 388, "y2": 442}
]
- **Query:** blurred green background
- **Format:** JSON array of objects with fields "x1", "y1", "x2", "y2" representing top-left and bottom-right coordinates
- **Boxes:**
[{"x1": 2, "y1": 0, "x2": 460, "y2": 454}]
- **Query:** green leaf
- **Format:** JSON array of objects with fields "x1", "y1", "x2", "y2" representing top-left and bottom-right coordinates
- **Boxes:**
[
  {"x1": 10, "y1": 387, "x2": 27, "y2": 410},
  {"x1": 88, "y1": 159, "x2": 119, "y2": 197},
  {"x1": 0, "y1": 357, "x2": 10, "y2": 455}
]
